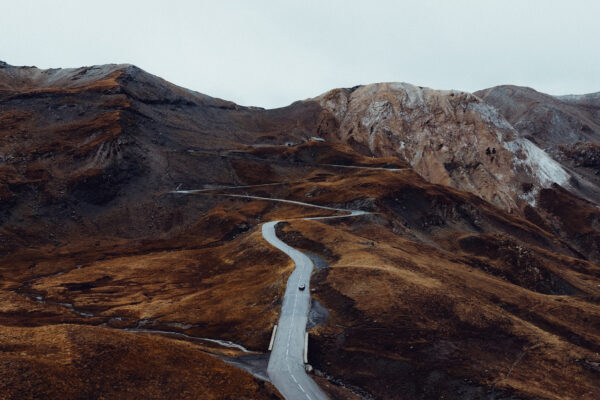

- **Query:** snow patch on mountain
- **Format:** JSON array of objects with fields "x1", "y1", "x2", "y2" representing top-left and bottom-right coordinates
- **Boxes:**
[{"x1": 504, "y1": 138, "x2": 570, "y2": 187}]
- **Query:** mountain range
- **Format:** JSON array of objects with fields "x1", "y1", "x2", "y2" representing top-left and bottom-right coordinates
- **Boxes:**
[{"x1": 1, "y1": 61, "x2": 599, "y2": 399}]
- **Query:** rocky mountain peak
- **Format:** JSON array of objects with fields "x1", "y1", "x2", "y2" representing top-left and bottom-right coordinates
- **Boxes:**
[
  {"x1": 2, "y1": 62, "x2": 600, "y2": 400},
  {"x1": 314, "y1": 82, "x2": 572, "y2": 210}
]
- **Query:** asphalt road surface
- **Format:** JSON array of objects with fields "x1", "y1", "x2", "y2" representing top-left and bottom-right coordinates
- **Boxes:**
[
  {"x1": 262, "y1": 220, "x2": 329, "y2": 400},
  {"x1": 172, "y1": 189, "x2": 369, "y2": 399},
  {"x1": 260, "y1": 200, "x2": 367, "y2": 400}
]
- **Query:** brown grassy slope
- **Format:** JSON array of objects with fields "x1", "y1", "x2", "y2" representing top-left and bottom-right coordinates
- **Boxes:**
[
  {"x1": 0, "y1": 200, "x2": 301, "y2": 399},
  {"x1": 0, "y1": 63, "x2": 326, "y2": 256},
  {"x1": 235, "y1": 165, "x2": 600, "y2": 399},
  {"x1": 28, "y1": 229, "x2": 289, "y2": 349},
  {"x1": 0, "y1": 324, "x2": 281, "y2": 400},
  {"x1": 253, "y1": 165, "x2": 579, "y2": 258},
  {"x1": 2, "y1": 106, "x2": 600, "y2": 399},
  {"x1": 2, "y1": 164, "x2": 599, "y2": 399},
  {"x1": 233, "y1": 140, "x2": 409, "y2": 169},
  {"x1": 0, "y1": 186, "x2": 370, "y2": 399},
  {"x1": 3, "y1": 62, "x2": 600, "y2": 399},
  {"x1": 535, "y1": 183, "x2": 600, "y2": 262},
  {"x1": 1, "y1": 200, "x2": 323, "y2": 349},
  {"x1": 280, "y1": 218, "x2": 600, "y2": 400}
]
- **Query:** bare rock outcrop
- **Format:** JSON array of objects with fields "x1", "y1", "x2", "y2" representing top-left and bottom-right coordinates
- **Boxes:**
[
  {"x1": 477, "y1": 85, "x2": 600, "y2": 203},
  {"x1": 314, "y1": 82, "x2": 570, "y2": 210}
]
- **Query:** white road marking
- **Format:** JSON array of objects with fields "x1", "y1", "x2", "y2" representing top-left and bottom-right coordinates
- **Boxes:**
[
  {"x1": 174, "y1": 190, "x2": 369, "y2": 400},
  {"x1": 285, "y1": 293, "x2": 298, "y2": 358},
  {"x1": 259, "y1": 200, "x2": 367, "y2": 399}
]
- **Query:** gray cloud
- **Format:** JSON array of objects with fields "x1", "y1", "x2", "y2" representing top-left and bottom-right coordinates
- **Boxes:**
[{"x1": 1, "y1": 0, "x2": 598, "y2": 108}]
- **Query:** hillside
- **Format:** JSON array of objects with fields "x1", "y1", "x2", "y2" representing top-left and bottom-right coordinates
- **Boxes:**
[
  {"x1": 476, "y1": 85, "x2": 600, "y2": 203},
  {"x1": 1, "y1": 63, "x2": 599, "y2": 400}
]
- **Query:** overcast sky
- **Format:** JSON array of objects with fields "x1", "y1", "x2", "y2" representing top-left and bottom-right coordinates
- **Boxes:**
[{"x1": 1, "y1": 0, "x2": 599, "y2": 108}]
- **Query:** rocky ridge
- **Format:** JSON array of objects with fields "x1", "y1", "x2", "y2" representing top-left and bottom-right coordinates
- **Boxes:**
[
  {"x1": 314, "y1": 82, "x2": 575, "y2": 210},
  {"x1": 1, "y1": 62, "x2": 600, "y2": 400}
]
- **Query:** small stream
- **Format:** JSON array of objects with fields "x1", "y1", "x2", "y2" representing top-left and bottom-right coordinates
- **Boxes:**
[
  {"x1": 16, "y1": 289, "x2": 97, "y2": 318},
  {"x1": 122, "y1": 327, "x2": 252, "y2": 353}
]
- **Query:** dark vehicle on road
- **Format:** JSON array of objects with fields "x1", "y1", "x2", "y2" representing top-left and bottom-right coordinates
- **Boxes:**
[{"x1": 298, "y1": 283, "x2": 306, "y2": 291}]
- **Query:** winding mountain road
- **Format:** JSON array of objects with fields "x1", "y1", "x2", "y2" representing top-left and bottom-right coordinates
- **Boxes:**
[
  {"x1": 262, "y1": 220, "x2": 328, "y2": 400},
  {"x1": 257, "y1": 199, "x2": 367, "y2": 400},
  {"x1": 172, "y1": 192, "x2": 370, "y2": 399}
]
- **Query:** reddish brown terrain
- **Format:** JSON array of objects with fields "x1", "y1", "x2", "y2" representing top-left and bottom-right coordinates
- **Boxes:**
[{"x1": 1, "y1": 61, "x2": 599, "y2": 399}]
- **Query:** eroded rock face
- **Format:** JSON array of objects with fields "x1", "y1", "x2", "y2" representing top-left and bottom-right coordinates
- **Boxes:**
[
  {"x1": 475, "y1": 85, "x2": 600, "y2": 150},
  {"x1": 0, "y1": 62, "x2": 324, "y2": 246},
  {"x1": 314, "y1": 83, "x2": 571, "y2": 210},
  {"x1": 476, "y1": 85, "x2": 600, "y2": 204},
  {"x1": 2, "y1": 62, "x2": 600, "y2": 400}
]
